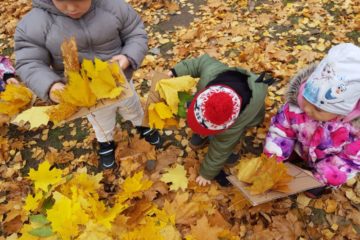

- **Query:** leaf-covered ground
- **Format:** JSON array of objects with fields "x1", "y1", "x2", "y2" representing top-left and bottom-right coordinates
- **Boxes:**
[{"x1": 1, "y1": 0, "x2": 360, "y2": 239}]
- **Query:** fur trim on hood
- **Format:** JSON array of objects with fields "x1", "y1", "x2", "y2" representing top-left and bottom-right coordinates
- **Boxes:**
[
  {"x1": 286, "y1": 63, "x2": 318, "y2": 106},
  {"x1": 286, "y1": 63, "x2": 360, "y2": 127}
]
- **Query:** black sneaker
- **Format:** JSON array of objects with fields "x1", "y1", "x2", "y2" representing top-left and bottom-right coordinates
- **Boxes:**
[
  {"x1": 304, "y1": 186, "x2": 327, "y2": 199},
  {"x1": 225, "y1": 153, "x2": 240, "y2": 167},
  {"x1": 136, "y1": 126, "x2": 163, "y2": 149},
  {"x1": 214, "y1": 170, "x2": 232, "y2": 187},
  {"x1": 189, "y1": 134, "x2": 209, "y2": 150},
  {"x1": 98, "y1": 141, "x2": 116, "y2": 170}
]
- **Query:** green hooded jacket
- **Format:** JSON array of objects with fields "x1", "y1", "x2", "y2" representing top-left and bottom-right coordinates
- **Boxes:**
[{"x1": 173, "y1": 54, "x2": 269, "y2": 179}]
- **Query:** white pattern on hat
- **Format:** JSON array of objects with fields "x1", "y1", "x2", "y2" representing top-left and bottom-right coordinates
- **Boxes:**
[
  {"x1": 194, "y1": 85, "x2": 241, "y2": 130},
  {"x1": 303, "y1": 43, "x2": 360, "y2": 115}
]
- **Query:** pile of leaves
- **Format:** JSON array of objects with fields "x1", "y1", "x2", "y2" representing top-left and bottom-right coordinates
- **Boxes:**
[{"x1": 235, "y1": 154, "x2": 293, "y2": 195}]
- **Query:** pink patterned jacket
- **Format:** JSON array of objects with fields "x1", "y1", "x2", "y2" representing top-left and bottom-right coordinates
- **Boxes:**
[{"x1": 264, "y1": 64, "x2": 360, "y2": 186}]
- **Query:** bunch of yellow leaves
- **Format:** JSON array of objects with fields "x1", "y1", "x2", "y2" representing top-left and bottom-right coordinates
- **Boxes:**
[
  {"x1": 0, "y1": 84, "x2": 33, "y2": 116},
  {"x1": 148, "y1": 102, "x2": 178, "y2": 129},
  {"x1": 236, "y1": 154, "x2": 293, "y2": 195},
  {"x1": 48, "y1": 38, "x2": 126, "y2": 123},
  {"x1": 155, "y1": 75, "x2": 197, "y2": 114},
  {"x1": 59, "y1": 58, "x2": 125, "y2": 107}
]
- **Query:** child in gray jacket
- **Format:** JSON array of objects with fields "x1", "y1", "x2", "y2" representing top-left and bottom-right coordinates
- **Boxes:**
[{"x1": 15, "y1": 0, "x2": 161, "y2": 169}]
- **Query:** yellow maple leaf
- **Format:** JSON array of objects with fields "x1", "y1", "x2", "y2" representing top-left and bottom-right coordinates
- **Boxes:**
[
  {"x1": 154, "y1": 102, "x2": 173, "y2": 119},
  {"x1": 155, "y1": 75, "x2": 197, "y2": 114},
  {"x1": 118, "y1": 171, "x2": 153, "y2": 202},
  {"x1": 121, "y1": 220, "x2": 166, "y2": 240},
  {"x1": 121, "y1": 207, "x2": 178, "y2": 240},
  {"x1": 46, "y1": 102, "x2": 78, "y2": 124},
  {"x1": 47, "y1": 191, "x2": 89, "y2": 239},
  {"x1": 60, "y1": 170, "x2": 102, "y2": 197},
  {"x1": 148, "y1": 102, "x2": 177, "y2": 129},
  {"x1": 78, "y1": 221, "x2": 112, "y2": 240},
  {"x1": 28, "y1": 160, "x2": 63, "y2": 192},
  {"x1": 236, "y1": 156, "x2": 263, "y2": 183},
  {"x1": 95, "y1": 202, "x2": 128, "y2": 230},
  {"x1": 60, "y1": 70, "x2": 97, "y2": 107},
  {"x1": 12, "y1": 106, "x2": 52, "y2": 129},
  {"x1": 161, "y1": 164, "x2": 188, "y2": 191},
  {"x1": 109, "y1": 61, "x2": 126, "y2": 84},
  {"x1": 147, "y1": 207, "x2": 176, "y2": 226},
  {"x1": 247, "y1": 173, "x2": 275, "y2": 195},
  {"x1": 0, "y1": 84, "x2": 33, "y2": 116},
  {"x1": 148, "y1": 103, "x2": 166, "y2": 129},
  {"x1": 85, "y1": 58, "x2": 123, "y2": 99},
  {"x1": 24, "y1": 190, "x2": 43, "y2": 212}
]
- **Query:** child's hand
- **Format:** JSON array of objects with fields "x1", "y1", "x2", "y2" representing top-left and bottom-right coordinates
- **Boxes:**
[
  {"x1": 167, "y1": 70, "x2": 174, "y2": 78},
  {"x1": 196, "y1": 175, "x2": 211, "y2": 186},
  {"x1": 111, "y1": 54, "x2": 130, "y2": 70},
  {"x1": 6, "y1": 77, "x2": 19, "y2": 85},
  {"x1": 49, "y1": 82, "x2": 65, "y2": 103}
]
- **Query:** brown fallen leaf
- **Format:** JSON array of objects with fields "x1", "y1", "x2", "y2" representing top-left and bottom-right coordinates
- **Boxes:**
[
  {"x1": 164, "y1": 192, "x2": 200, "y2": 225},
  {"x1": 190, "y1": 215, "x2": 224, "y2": 240}
]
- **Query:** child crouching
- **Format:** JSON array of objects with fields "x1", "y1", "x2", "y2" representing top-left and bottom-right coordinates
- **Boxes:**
[{"x1": 264, "y1": 43, "x2": 360, "y2": 198}]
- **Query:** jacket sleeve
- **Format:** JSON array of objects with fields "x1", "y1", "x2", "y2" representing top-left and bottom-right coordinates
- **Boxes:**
[
  {"x1": 263, "y1": 103, "x2": 297, "y2": 161},
  {"x1": 117, "y1": 1, "x2": 148, "y2": 70},
  {"x1": 200, "y1": 129, "x2": 245, "y2": 180},
  {"x1": 172, "y1": 54, "x2": 227, "y2": 78},
  {"x1": 313, "y1": 139, "x2": 360, "y2": 187},
  {"x1": 15, "y1": 24, "x2": 62, "y2": 100}
]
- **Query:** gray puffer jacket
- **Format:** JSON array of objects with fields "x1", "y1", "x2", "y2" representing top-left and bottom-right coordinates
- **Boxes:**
[{"x1": 15, "y1": 0, "x2": 148, "y2": 100}]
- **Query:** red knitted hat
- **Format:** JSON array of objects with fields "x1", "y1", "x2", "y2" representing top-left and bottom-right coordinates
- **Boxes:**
[{"x1": 187, "y1": 85, "x2": 242, "y2": 136}]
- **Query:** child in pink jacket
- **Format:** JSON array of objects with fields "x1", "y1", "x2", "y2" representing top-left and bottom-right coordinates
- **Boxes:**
[{"x1": 264, "y1": 43, "x2": 360, "y2": 198}]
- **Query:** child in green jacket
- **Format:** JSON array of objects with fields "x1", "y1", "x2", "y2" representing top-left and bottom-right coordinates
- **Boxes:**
[{"x1": 169, "y1": 55, "x2": 272, "y2": 186}]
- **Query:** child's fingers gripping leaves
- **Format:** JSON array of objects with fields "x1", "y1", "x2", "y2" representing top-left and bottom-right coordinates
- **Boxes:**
[
  {"x1": 196, "y1": 175, "x2": 211, "y2": 186},
  {"x1": 6, "y1": 78, "x2": 20, "y2": 85},
  {"x1": 111, "y1": 54, "x2": 130, "y2": 70},
  {"x1": 49, "y1": 82, "x2": 65, "y2": 103}
]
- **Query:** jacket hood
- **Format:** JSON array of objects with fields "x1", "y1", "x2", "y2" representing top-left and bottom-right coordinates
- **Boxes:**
[
  {"x1": 286, "y1": 63, "x2": 360, "y2": 127},
  {"x1": 32, "y1": 0, "x2": 97, "y2": 16}
]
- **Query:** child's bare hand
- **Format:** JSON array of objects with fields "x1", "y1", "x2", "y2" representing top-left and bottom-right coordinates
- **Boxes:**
[
  {"x1": 196, "y1": 175, "x2": 211, "y2": 186},
  {"x1": 6, "y1": 77, "x2": 19, "y2": 85},
  {"x1": 49, "y1": 82, "x2": 65, "y2": 103},
  {"x1": 167, "y1": 70, "x2": 174, "y2": 78},
  {"x1": 111, "y1": 54, "x2": 130, "y2": 70}
]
